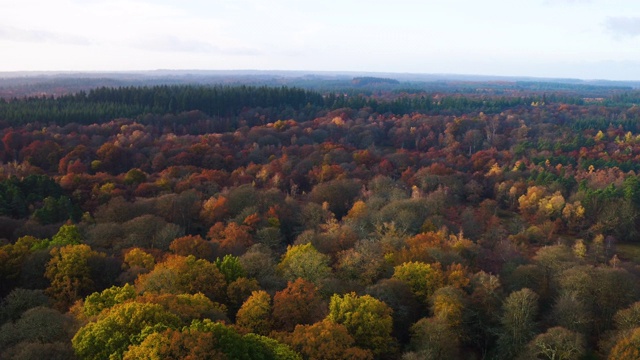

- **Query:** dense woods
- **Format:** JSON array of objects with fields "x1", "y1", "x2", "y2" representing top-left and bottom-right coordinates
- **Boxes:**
[{"x1": 2, "y1": 82, "x2": 640, "y2": 359}]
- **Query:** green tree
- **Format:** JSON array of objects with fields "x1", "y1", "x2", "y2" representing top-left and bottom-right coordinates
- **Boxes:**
[
  {"x1": 243, "y1": 333, "x2": 303, "y2": 360},
  {"x1": 215, "y1": 254, "x2": 246, "y2": 283},
  {"x1": 82, "y1": 284, "x2": 137, "y2": 317},
  {"x1": 277, "y1": 243, "x2": 332, "y2": 285},
  {"x1": 122, "y1": 328, "x2": 227, "y2": 360},
  {"x1": 72, "y1": 302, "x2": 181, "y2": 360}
]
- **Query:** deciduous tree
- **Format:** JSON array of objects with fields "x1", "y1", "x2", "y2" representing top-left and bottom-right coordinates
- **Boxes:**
[{"x1": 327, "y1": 292, "x2": 396, "y2": 357}]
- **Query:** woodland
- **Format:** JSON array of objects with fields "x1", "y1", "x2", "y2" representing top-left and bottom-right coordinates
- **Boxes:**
[{"x1": 1, "y1": 79, "x2": 640, "y2": 359}]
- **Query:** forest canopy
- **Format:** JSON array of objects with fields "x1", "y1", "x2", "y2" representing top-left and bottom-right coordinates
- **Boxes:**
[{"x1": 2, "y1": 81, "x2": 640, "y2": 359}]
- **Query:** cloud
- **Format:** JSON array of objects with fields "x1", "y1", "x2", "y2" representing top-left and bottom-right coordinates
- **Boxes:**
[
  {"x1": 605, "y1": 16, "x2": 640, "y2": 38},
  {"x1": 132, "y1": 35, "x2": 260, "y2": 56},
  {"x1": 0, "y1": 25, "x2": 91, "y2": 45},
  {"x1": 542, "y1": 0, "x2": 592, "y2": 5}
]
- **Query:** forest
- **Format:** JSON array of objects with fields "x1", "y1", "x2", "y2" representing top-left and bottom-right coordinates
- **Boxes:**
[{"x1": 2, "y1": 80, "x2": 640, "y2": 359}]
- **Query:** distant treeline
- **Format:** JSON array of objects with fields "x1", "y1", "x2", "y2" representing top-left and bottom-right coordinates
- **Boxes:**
[{"x1": 0, "y1": 84, "x2": 602, "y2": 126}]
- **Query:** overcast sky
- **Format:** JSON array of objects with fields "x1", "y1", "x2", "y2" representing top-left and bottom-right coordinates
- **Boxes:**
[{"x1": 1, "y1": 0, "x2": 640, "y2": 80}]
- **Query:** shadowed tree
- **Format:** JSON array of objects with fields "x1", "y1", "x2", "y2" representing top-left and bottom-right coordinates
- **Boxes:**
[
  {"x1": 521, "y1": 326, "x2": 585, "y2": 360},
  {"x1": 496, "y1": 288, "x2": 539, "y2": 359}
]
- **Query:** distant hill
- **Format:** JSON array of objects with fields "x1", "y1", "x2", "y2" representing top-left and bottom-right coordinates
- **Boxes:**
[
  {"x1": 0, "y1": 70, "x2": 639, "y2": 99},
  {"x1": 351, "y1": 77, "x2": 401, "y2": 86}
]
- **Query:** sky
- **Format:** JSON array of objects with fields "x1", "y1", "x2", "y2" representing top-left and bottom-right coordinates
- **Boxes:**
[{"x1": 1, "y1": 0, "x2": 640, "y2": 80}]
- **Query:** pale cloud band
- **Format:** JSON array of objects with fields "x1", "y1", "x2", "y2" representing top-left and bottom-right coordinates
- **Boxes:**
[
  {"x1": 0, "y1": 25, "x2": 91, "y2": 46},
  {"x1": 605, "y1": 17, "x2": 640, "y2": 37}
]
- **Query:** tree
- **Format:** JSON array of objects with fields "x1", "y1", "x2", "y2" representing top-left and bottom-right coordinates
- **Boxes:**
[
  {"x1": 82, "y1": 284, "x2": 137, "y2": 318},
  {"x1": 392, "y1": 261, "x2": 444, "y2": 305},
  {"x1": 496, "y1": 288, "x2": 539, "y2": 359},
  {"x1": 613, "y1": 301, "x2": 640, "y2": 331},
  {"x1": 0, "y1": 307, "x2": 75, "y2": 351},
  {"x1": 137, "y1": 292, "x2": 228, "y2": 324},
  {"x1": 208, "y1": 222, "x2": 254, "y2": 256},
  {"x1": 226, "y1": 277, "x2": 261, "y2": 319},
  {"x1": 72, "y1": 302, "x2": 182, "y2": 360},
  {"x1": 122, "y1": 248, "x2": 155, "y2": 271},
  {"x1": 336, "y1": 239, "x2": 388, "y2": 286},
  {"x1": 0, "y1": 288, "x2": 50, "y2": 324},
  {"x1": 122, "y1": 328, "x2": 227, "y2": 360},
  {"x1": 558, "y1": 266, "x2": 638, "y2": 334},
  {"x1": 135, "y1": 255, "x2": 226, "y2": 303},
  {"x1": 119, "y1": 247, "x2": 155, "y2": 284},
  {"x1": 31, "y1": 223, "x2": 83, "y2": 250},
  {"x1": 0, "y1": 236, "x2": 39, "y2": 292},
  {"x1": 277, "y1": 243, "x2": 332, "y2": 285},
  {"x1": 550, "y1": 292, "x2": 591, "y2": 334},
  {"x1": 521, "y1": 327, "x2": 585, "y2": 360},
  {"x1": 308, "y1": 179, "x2": 361, "y2": 219},
  {"x1": 431, "y1": 285, "x2": 467, "y2": 329},
  {"x1": 127, "y1": 318, "x2": 301, "y2": 360},
  {"x1": 273, "y1": 278, "x2": 326, "y2": 331},
  {"x1": 239, "y1": 244, "x2": 279, "y2": 290},
  {"x1": 467, "y1": 271, "x2": 503, "y2": 356},
  {"x1": 200, "y1": 195, "x2": 228, "y2": 225},
  {"x1": 235, "y1": 290, "x2": 272, "y2": 335},
  {"x1": 280, "y1": 319, "x2": 373, "y2": 360},
  {"x1": 215, "y1": 254, "x2": 246, "y2": 283},
  {"x1": 169, "y1": 234, "x2": 213, "y2": 260},
  {"x1": 243, "y1": 333, "x2": 303, "y2": 360},
  {"x1": 609, "y1": 327, "x2": 640, "y2": 360},
  {"x1": 406, "y1": 316, "x2": 461, "y2": 360},
  {"x1": 366, "y1": 278, "x2": 421, "y2": 343},
  {"x1": 44, "y1": 244, "x2": 105, "y2": 310},
  {"x1": 327, "y1": 292, "x2": 396, "y2": 357}
]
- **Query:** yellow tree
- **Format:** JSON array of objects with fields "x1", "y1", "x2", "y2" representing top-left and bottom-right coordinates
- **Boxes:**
[
  {"x1": 392, "y1": 261, "x2": 444, "y2": 305},
  {"x1": 236, "y1": 290, "x2": 272, "y2": 335},
  {"x1": 327, "y1": 292, "x2": 396, "y2": 357},
  {"x1": 45, "y1": 244, "x2": 105, "y2": 310}
]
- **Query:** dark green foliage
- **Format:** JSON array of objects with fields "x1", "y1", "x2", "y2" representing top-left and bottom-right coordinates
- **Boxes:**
[{"x1": 0, "y1": 175, "x2": 66, "y2": 219}]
